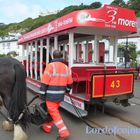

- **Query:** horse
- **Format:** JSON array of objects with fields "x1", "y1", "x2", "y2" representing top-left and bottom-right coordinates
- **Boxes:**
[{"x1": 0, "y1": 57, "x2": 30, "y2": 140}]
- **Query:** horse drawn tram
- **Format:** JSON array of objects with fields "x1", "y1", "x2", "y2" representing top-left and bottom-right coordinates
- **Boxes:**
[{"x1": 18, "y1": 5, "x2": 137, "y2": 117}]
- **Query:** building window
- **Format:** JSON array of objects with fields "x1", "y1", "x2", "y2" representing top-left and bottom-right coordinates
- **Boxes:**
[
  {"x1": 7, "y1": 42, "x2": 10, "y2": 49},
  {"x1": 7, "y1": 42, "x2": 10, "y2": 46},
  {"x1": 2, "y1": 43, "x2": 5, "y2": 49}
]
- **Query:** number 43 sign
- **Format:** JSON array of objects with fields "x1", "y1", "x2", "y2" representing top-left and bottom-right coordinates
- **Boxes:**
[
  {"x1": 92, "y1": 74, "x2": 133, "y2": 97},
  {"x1": 110, "y1": 80, "x2": 120, "y2": 88}
]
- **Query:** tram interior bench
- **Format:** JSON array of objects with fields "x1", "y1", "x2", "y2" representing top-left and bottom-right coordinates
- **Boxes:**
[{"x1": 71, "y1": 66, "x2": 109, "y2": 98}]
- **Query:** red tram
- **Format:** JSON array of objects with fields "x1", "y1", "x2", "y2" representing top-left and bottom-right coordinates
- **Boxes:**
[{"x1": 18, "y1": 5, "x2": 137, "y2": 117}]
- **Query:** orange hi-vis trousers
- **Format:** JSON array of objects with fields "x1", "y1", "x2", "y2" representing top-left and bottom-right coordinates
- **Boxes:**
[{"x1": 42, "y1": 101, "x2": 70, "y2": 138}]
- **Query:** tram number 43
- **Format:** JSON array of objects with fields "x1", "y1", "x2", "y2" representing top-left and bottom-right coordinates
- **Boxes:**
[{"x1": 110, "y1": 80, "x2": 120, "y2": 88}]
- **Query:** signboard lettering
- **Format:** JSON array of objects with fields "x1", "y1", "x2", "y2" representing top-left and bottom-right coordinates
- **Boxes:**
[{"x1": 118, "y1": 18, "x2": 137, "y2": 27}]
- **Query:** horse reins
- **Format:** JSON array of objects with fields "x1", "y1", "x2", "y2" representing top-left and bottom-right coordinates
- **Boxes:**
[
  {"x1": 15, "y1": 95, "x2": 40, "y2": 124},
  {"x1": 0, "y1": 110, "x2": 12, "y2": 122},
  {"x1": 0, "y1": 95, "x2": 40, "y2": 124}
]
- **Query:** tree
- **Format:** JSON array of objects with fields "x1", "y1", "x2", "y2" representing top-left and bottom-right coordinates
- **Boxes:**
[
  {"x1": 127, "y1": 0, "x2": 140, "y2": 14},
  {"x1": 111, "y1": 0, "x2": 127, "y2": 7},
  {"x1": 137, "y1": 50, "x2": 140, "y2": 55},
  {"x1": 89, "y1": 2, "x2": 102, "y2": 9},
  {"x1": 118, "y1": 42, "x2": 137, "y2": 63},
  {"x1": 137, "y1": 11, "x2": 140, "y2": 17}
]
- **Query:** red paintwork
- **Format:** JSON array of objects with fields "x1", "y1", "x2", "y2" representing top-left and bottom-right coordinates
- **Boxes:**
[
  {"x1": 88, "y1": 43, "x2": 92, "y2": 63},
  {"x1": 99, "y1": 42, "x2": 105, "y2": 63},
  {"x1": 92, "y1": 74, "x2": 133, "y2": 98},
  {"x1": 72, "y1": 66, "x2": 135, "y2": 100},
  {"x1": 138, "y1": 70, "x2": 140, "y2": 80}
]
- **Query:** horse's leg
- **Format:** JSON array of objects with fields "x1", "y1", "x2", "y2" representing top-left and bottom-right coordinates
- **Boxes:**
[
  {"x1": 2, "y1": 120, "x2": 14, "y2": 131},
  {"x1": 0, "y1": 95, "x2": 4, "y2": 108},
  {"x1": 1, "y1": 95, "x2": 14, "y2": 131},
  {"x1": 13, "y1": 125, "x2": 28, "y2": 140},
  {"x1": 2, "y1": 94, "x2": 28, "y2": 139},
  {"x1": 0, "y1": 99, "x2": 3, "y2": 107}
]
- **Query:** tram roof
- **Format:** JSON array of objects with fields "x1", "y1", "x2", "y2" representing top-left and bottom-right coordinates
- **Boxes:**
[{"x1": 18, "y1": 4, "x2": 137, "y2": 44}]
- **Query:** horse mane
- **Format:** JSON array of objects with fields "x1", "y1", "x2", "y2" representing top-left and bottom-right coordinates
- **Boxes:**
[{"x1": 8, "y1": 59, "x2": 30, "y2": 128}]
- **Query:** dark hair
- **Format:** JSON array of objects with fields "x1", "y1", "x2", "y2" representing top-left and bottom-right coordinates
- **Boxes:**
[{"x1": 53, "y1": 50, "x2": 62, "y2": 59}]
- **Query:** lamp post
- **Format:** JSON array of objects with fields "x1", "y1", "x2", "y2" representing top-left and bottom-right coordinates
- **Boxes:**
[{"x1": 124, "y1": 37, "x2": 129, "y2": 68}]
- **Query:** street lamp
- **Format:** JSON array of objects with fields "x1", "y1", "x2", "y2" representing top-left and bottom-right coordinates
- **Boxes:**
[{"x1": 124, "y1": 37, "x2": 129, "y2": 68}]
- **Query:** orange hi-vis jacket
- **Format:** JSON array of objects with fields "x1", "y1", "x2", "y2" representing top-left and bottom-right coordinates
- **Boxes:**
[{"x1": 41, "y1": 59, "x2": 73, "y2": 102}]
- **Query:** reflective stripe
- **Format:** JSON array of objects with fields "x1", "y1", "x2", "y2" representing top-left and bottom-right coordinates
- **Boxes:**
[
  {"x1": 48, "y1": 86, "x2": 66, "y2": 90},
  {"x1": 48, "y1": 73, "x2": 69, "y2": 77},
  {"x1": 48, "y1": 63, "x2": 68, "y2": 77},
  {"x1": 47, "y1": 90, "x2": 65, "y2": 94},
  {"x1": 44, "y1": 72, "x2": 68, "y2": 77},
  {"x1": 51, "y1": 63, "x2": 56, "y2": 75},
  {"x1": 69, "y1": 68, "x2": 72, "y2": 75},
  {"x1": 44, "y1": 125, "x2": 52, "y2": 128},
  {"x1": 44, "y1": 71, "x2": 50, "y2": 75},
  {"x1": 59, "y1": 126, "x2": 67, "y2": 132},
  {"x1": 39, "y1": 91, "x2": 46, "y2": 95},
  {"x1": 65, "y1": 65, "x2": 68, "y2": 76},
  {"x1": 55, "y1": 120, "x2": 63, "y2": 126}
]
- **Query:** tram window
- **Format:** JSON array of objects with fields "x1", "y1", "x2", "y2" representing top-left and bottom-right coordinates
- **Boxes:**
[
  {"x1": 98, "y1": 37, "x2": 115, "y2": 64},
  {"x1": 60, "y1": 45, "x2": 63, "y2": 51},
  {"x1": 100, "y1": 56, "x2": 104, "y2": 63}
]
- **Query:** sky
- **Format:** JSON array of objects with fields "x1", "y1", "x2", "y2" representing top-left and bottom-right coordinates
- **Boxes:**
[{"x1": 0, "y1": 0, "x2": 124, "y2": 24}]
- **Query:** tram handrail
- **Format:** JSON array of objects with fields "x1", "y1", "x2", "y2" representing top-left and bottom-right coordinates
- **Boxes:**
[{"x1": 86, "y1": 68, "x2": 136, "y2": 72}]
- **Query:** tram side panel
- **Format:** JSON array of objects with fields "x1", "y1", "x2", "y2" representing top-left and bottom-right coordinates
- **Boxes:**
[
  {"x1": 71, "y1": 67, "x2": 134, "y2": 107},
  {"x1": 91, "y1": 73, "x2": 134, "y2": 106}
]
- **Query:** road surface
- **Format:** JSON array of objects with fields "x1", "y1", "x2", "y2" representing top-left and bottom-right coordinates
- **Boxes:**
[{"x1": 0, "y1": 80, "x2": 140, "y2": 140}]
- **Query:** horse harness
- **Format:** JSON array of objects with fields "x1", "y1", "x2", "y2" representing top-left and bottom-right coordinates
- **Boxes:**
[{"x1": 0, "y1": 95, "x2": 40, "y2": 124}]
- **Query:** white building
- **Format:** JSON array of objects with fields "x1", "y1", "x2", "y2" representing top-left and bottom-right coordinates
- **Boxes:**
[
  {"x1": 39, "y1": 10, "x2": 59, "y2": 17},
  {"x1": 0, "y1": 33, "x2": 22, "y2": 57}
]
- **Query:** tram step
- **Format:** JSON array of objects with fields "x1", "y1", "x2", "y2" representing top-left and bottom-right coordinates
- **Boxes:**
[
  {"x1": 27, "y1": 82, "x2": 40, "y2": 93},
  {"x1": 60, "y1": 101, "x2": 88, "y2": 117},
  {"x1": 27, "y1": 81, "x2": 88, "y2": 117}
]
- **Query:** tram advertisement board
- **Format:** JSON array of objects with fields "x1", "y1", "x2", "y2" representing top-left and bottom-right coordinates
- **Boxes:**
[
  {"x1": 18, "y1": 4, "x2": 137, "y2": 44},
  {"x1": 92, "y1": 73, "x2": 134, "y2": 98}
]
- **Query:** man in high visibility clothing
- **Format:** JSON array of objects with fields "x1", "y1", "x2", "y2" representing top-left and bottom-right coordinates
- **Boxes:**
[{"x1": 40, "y1": 50, "x2": 73, "y2": 140}]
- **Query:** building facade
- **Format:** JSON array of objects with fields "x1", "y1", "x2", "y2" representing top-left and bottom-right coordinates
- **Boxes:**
[{"x1": 0, "y1": 34, "x2": 22, "y2": 57}]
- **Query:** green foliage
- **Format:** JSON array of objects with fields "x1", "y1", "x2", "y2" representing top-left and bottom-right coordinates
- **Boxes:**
[
  {"x1": 0, "y1": 14, "x2": 57, "y2": 36},
  {"x1": 137, "y1": 50, "x2": 140, "y2": 55},
  {"x1": 118, "y1": 42, "x2": 137, "y2": 63},
  {"x1": 111, "y1": 0, "x2": 127, "y2": 7},
  {"x1": 0, "y1": 54, "x2": 7, "y2": 57},
  {"x1": 7, "y1": 51, "x2": 17, "y2": 57},
  {"x1": 129, "y1": 51, "x2": 137, "y2": 61},
  {"x1": 118, "y1": 42, "x2": 136, "y2": 49},
  {"x1": 127, "y1": 0, "x2": 140, "y2": 13},
  {"x1": 136, "y1": 11, "x2": 140, "y2": 17},
  {"x1": 118, "y1": 43, "x2": 125, "y2": 49},
  {"x1": 56, "y1": 2, "x2": 102, "y2": 18},
  {"x1": 89, "y1": 2, "x2": 102, "y2": 9},
  {"x1": 56, "y1": 5, "x2": 87, "y2": 18}
]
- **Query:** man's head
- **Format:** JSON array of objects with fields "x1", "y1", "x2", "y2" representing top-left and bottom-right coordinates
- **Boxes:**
[{"x1": 53, "y1": 50, "x2": 62, "y2": 59}]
